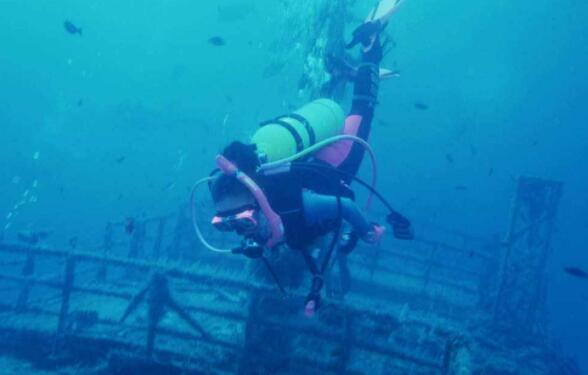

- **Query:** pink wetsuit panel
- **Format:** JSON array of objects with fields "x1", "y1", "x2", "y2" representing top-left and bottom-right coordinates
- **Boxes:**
[{"x1": 315, "y1": 115, "x2": 363, "y2": 167}]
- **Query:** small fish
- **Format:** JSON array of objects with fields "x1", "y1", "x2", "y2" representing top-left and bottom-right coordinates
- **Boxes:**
[
  {"x1": 414, "y1": 102, "x2": 428, "y2": 111},
  {"x1": 115, "y1": 156, "x2": 126, "y2": 164},
  {"x1": 125, "y1": 217, "x2": 135, "y2": 235},
  {"x1": 455, "y1": 185, "x2": 467, "y2": 191},
  {"x1": 208, "y1": 36, "x2": 226, "y2": 46},
  {"x1": 64, "y1": 20, "x2": 82, "y2": 36},
  {"x1": 378, "y1": 120, "x2": 391, "y2": 127},
  {"x1": 163, "y1": 182, "x2": 176, "y2": 191},
  {"x1": 564, "y1": 267, "x2": 588, "y2": 279},
  {"x1": 445, "y1": 153, "x2": 454, "y2": 164},
  {"x1": 470, "y1": 145, "x2": 477, "y2": 156},
  {"x1": 69, "y1": 236, "x2": 78, "y2": 249},
  {"x1": 331, "y1": 347, "x2": 345, "y2": 357}
]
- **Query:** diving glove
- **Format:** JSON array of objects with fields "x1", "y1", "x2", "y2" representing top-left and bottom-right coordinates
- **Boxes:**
[{"x1": 346, "y1": 21, "x2": 383, "y2": 50}]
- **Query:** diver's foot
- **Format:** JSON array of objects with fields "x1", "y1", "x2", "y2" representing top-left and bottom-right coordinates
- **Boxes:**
[
  {"x1": 304, "y1": 293, "x2": 321, "y2": 317},
  {"x1": 362, "y1": 223, "x2": 385, "y2": 244},
  {"x1": 346, "y1": 21, "x2": 383, "y2": 51},
  {"x1": 304, "y1": 300, "x2": 316, "y2": 317}
]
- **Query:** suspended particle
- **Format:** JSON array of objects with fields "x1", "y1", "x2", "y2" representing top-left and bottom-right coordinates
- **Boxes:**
[
  {"x1": 32, "y1": 180, "x2": 39, "y2": 188},
  {"x1": 6, "y1": 212, "x2": 12, "y2": 220},
  {"x1": 29, "y1": 196, "x2": 38, "y2": 203},
  {"x1": 11, "y1": 176, "x2": 21, "y2": 184},
  {"x1": 23, "y1": 190, "x2": 30, "y2": 197},
  {"x1": 33, "y1": 151, "x2": 40, "y2": 160}
]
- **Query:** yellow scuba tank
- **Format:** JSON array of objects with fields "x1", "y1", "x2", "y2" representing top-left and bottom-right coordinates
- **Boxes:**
[{"x1": 251, "y1": 99, "x2": 345, "y2": 163}]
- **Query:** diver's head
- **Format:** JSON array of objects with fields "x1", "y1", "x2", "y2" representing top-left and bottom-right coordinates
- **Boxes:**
[
  {"x1": 221, "y1": 141, "x2": 259, "y2": 175},
  {"x1": 210, "y1": 173, "x2": 270, "y2": 242}
]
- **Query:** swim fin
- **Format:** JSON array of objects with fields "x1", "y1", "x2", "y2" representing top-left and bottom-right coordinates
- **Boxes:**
[{"x1": 386, "y1": 209, "x2": 414, "y2": 240}]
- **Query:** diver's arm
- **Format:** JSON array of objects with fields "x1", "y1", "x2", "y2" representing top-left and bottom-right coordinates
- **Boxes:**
[
  {"x1": 332, "y1": 37, "x2": 383, "y2": 177},
  {"x1": 348, "y1": 48, "x2": 381, "y2": 131},
  {"x1": 347, "y1": 1, "x2": 393, "y2": 120},
  {"x1": 314, "y1": 1, "x2": 401, "y2": 176},
  {"x1": 302, "y1": 190, "x2": 373, "y2": 238},
  {"x1": 315, "y1": 36, "x2": 384, "y2": 176}
]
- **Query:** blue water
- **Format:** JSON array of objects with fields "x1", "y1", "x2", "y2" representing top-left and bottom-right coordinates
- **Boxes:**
[{"x1": 1, "y1": 0, "x2": 587, "y2": 372}]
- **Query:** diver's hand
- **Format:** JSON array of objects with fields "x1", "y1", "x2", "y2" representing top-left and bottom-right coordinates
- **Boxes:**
[
  {"x1": 232, "y1": 240, "x2": 264, "y2": 258},
  {"x1": 361, "y1": 223, "x2": 386, "y2": 244},
  {"x1": 347, "y1": 0, "x2": 405, "y2": 60},
  {"x1": 345, "y1": 21, "x2": 383, "y2": 50}
]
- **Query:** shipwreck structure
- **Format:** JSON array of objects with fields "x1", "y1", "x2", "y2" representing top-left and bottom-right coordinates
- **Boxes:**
[{"x1": 0, "y1": 177, "x2": 579, "y2": 374}]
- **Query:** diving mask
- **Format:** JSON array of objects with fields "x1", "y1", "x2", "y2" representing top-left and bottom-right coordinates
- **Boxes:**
[{"x1": 212, "y1": 208, "x2": 258, "y2": 233}]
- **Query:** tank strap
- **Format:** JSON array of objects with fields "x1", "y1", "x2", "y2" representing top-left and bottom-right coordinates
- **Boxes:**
[
  {"x1": 281, "y1": 113, "x2": 316, "y2": 146},
  {"x1": 259, "y1": 119, "x2": 304, "y2": 152}
]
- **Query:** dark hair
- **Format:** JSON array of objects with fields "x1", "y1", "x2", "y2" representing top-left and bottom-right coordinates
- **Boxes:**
[
  {"x1": 209, "y1": 141, "x2": 258, "y2": 204},
  {"x1": 210, "y1": 173, "x2": 249, "y2": 203},
  {"x1": 222, "y1": 141, "x2": 258, "y2": 176}
]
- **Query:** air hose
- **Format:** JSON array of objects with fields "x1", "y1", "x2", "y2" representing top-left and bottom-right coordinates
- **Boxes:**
[
  {"x1": 189, "y1": 176, "x2": 233, "y2": 254},
  {"x1": 259, "y1": 134, "x2": 379, "y2": 209}
]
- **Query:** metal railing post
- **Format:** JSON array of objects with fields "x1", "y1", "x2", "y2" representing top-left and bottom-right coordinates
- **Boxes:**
[{"x1": 57, "y1": 256, "x2": 76, "y2": 334}]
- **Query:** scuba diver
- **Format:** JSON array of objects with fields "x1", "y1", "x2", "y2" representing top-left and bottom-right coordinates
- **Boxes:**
[{"x1": 191, "y1": 0, "x2": 413, "y2": 316}]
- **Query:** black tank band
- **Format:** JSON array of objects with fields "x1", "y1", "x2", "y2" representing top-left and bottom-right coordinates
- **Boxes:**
[
  {"x1": 260, "y1": 112, "x2": 316, "y2": 153},
  {"x1": 281, "y1": 113, "x2": 316, "y2": 146},
  {"x1": 260, "y1": 118, "x2": 304, "y2": 152}
]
